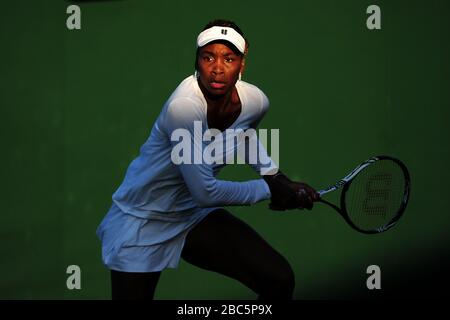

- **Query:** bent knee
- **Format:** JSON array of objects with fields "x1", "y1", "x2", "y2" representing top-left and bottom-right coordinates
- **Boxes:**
[{"x1": 256, "y1": 261, "x2": 296, "y2": 299}]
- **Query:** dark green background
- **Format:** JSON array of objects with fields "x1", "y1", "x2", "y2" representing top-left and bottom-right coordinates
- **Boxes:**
[{"x1": 1, "y1": 0, "x2": 449, "y2": 299}]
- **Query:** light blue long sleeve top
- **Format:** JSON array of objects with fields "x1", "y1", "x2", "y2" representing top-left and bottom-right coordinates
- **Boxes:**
[{"x1": 111, "y1": 75, "x2": 277, "y2": 219}]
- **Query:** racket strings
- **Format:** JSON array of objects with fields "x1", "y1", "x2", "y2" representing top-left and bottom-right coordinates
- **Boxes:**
[
  {"x1": 345, "y1": 160, "x2": 406, "y2": 232},
  {"x1": 363, "y1": 173, "x2": 392, "y2": 217}
]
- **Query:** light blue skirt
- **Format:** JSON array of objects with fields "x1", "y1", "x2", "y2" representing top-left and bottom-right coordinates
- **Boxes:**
[{"x1": 96, "y1": 203, "x2": 219, "y2": 272}]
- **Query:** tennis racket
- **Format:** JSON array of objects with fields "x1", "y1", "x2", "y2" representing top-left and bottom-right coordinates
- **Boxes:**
[{"x1": 317, "y1": 155, "x2": 411, "y2": 234}]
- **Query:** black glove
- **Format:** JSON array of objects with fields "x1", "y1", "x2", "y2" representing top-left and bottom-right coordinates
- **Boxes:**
[{"x1": 263, "y1": 171, "x2": 319, "y2": 211}]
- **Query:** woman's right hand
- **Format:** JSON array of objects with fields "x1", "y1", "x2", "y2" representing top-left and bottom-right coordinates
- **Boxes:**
[{"x1": 263, "y1": 171, "x2": 319, "y2": 211}]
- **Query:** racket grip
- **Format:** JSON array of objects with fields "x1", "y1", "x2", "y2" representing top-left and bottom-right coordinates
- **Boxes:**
[{"x1": 318, "y1": 189, "x2": 332, "y2": 197}]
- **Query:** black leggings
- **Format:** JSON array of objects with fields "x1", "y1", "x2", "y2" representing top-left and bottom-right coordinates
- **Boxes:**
[{"x1": 110, "y1": 209, "x2": 295, "y2": 300}]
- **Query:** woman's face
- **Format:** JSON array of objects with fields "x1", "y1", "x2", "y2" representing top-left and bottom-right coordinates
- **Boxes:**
[{"x1": 197, "y1": 42, "x2": 243, "y2": 97}]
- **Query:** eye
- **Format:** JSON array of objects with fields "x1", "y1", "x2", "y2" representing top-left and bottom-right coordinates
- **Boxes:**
[
  {"x1": 202, "y1": 55, "x2": 214, "y2": 62},
  {"x1": 225, "y1": 57, "x2": 234, "y2": 63}
]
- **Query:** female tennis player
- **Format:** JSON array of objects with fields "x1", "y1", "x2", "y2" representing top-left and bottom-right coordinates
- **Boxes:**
[{"x1": 96, "y1": 19, "x2": 319, "y2": 300}]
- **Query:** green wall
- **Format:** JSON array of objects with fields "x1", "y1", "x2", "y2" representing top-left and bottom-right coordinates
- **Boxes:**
[{"x1": 1, "y1": 0, "x2": 449, "y2": 299}]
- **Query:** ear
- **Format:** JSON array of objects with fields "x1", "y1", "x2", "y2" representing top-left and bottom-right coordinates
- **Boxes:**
[{"x1": 240, "y1": 45, "x2": 249, "y2": 75}]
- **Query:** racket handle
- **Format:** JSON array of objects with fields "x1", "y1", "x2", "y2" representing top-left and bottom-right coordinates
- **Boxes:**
[{"x1": 318, "y1": 189, "x2": 332, "y2": 197}]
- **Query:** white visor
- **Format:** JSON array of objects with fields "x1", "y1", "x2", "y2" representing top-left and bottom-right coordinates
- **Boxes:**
[{"x1": 196, "y1": 26, "x2": 246, "y2": 54}]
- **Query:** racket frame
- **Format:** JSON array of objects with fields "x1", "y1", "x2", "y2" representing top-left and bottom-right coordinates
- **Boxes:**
[{"x1": 318, "y1": 155, "x2": 411, "y2": 234}]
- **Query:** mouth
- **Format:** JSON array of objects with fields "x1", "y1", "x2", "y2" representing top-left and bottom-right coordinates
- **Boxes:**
[{"x1": 209, "y1": 81, "x2": 227, "y2": 89}]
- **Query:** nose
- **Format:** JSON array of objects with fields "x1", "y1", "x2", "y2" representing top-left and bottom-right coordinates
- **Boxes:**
[{"x1": 211, "y1": 59, "x2": 224, "y2": 76}]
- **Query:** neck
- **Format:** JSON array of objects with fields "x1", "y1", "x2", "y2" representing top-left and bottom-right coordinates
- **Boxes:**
[{"x1": 198, "y1": 80, "x2": 235, "y2": 111}]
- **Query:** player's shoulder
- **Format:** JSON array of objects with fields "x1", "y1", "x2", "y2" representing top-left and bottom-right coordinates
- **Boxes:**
[
  {"x1": 238, "y1": 80, "x2": 270, "y2": 111},
  {"x1": 162, "y1": 97, "x2": 202, "y2": 132},
  {"x1": 161, "y1": 76, "x2": 205, "y2": 130},
  {"x1": 166, "y1": 76, "x2": 204, "y2": 115}
]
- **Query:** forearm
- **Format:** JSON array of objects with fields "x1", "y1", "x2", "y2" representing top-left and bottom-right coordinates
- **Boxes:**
[
  {"x1": 239, "y1": 132, "x2": 279, "y2": 176},
  {"x1": 195, "y1": 178, "x2": 271, "y2": 207},
  {"x1": 178, "y1": 164, "x2": 271, "y2": 207}
]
